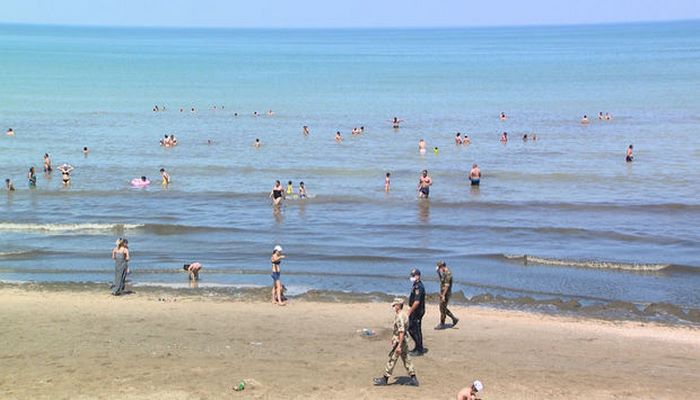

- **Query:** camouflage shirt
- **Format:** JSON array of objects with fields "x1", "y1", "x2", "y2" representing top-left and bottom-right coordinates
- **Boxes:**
[
  {"x1": 392, "y1": 310, "x2": 409, "y2": 342},
  {"x1": 439, "y1": 267, "x2": 453, "y2": 293}
]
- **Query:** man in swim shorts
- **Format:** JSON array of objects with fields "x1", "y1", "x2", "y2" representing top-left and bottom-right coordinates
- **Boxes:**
[
  {"x1": 418, "y1": 170, "x2": 432, "y2": 198},
  {"x1": 469, "y1": 164, "x2": 481, "y2": 185},
  {"x1": 626, "y1": 145, "x2": 634, "y2": 162}
]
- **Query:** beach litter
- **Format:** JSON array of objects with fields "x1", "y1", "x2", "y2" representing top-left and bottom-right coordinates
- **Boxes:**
[
  {"x1": 233, "y1": 378, "x2": 261, "y2": 392},
  {"x1": 359, "y1": 328, "x2": 376, "y2": 337}
]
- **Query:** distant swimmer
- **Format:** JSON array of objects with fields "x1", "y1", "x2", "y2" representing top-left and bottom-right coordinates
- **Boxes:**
[
  {"x1": 455, "y1": 133, "x2": 462, "y2": 145},
  {"x1": 253, "y1": 111, "x2": 259, "y2": 117},
  {"x1": 303, "y1": 125, "x2": 310, "y2": 136},
  {"x1": 605, "y1": 112, "x2": 612, "y2": 120},
  {"x1": 360, "y1": 126, "x2": 365, "y2": 134},
  {"x1": 469, "y1": 163, "x2": 481, "y2": 186},
  {"x1": 27, "y1": 167, "x2": 37, "y2": 188},
  {"x1": 170, "y1": 134, "x2": 178, "y2": 146},
  {"x1": 417, "y1": 170, "x2": 432, "y2": 198},
  {"x1": 523, "y1": 134, "x2": 528, "y2": 141},
  {"x1": 160, "y1": 134, "x2": 169, "y2": 146},
  {"x1": 532, "y1": 133, "x2": 537, "y2": 141},
  {"x1": 233, "y1": 112, "x2": 238, "y2": 117},
  {"x1": 457, "y1": 380, "x2": 484, "y2": 400},
  {"x1": 179, "y1": 108, "x2": 184, "y2": 113},
  {"x1": 500, "y1": 112, "x2": 507, "y2": 121},
  {"x1": 254, "y1": 138, "x2": 261, "y2": 148},
  {"x1": 433, "y1": 147, "x2": 439, "y2": 155},
  {"x1": 581, "y1": 115, "x2": 590, "y2": 124},
  {"x1": 6, "y1": 128, "x2": 14, "y2": 136},
  {"x1": 286, "y1": 180, "x2": 294, "y2": 196},
  {"x1": 57, "y1": 164, "x2": 74, "y2": 186},
  {"x1": 43, "y1": 153, "x2": 52, "y2": 174},
  {"x1": 463, "y1": 135, "x2": 471, "y2": 145},
  {"x1": 153, "y1": 105, "x2": 159, "y2": 112},
  {"x1": 5, "y1": 178, "x2": 15, "y2": 191},
  {"x1": 160, "y1": 168, "x2": 170, "y2": 186},
  {"x1": 391, "y1": 117, "x2": 403, "y2": 129},
  {"x1": 418, "y1": 139, "x2": 426, "y2": 155},
  {"x1": 335, "y1": 131, "x2": 343, "y2": 143},
  {"x1": 352, "y1": 127, "x2": 359, "y2": 135},
  {"x1": 500, "y1": 132, "x2": 508, "y2": 142},
  {"x1": 83, "y1": 146, "x2": 89, "y2": 156},
  {"x1": 385, "y1": 172, "x2": 391, "y2": 192},
  {"x1": 267, "y1": 109, "x2": 274, "y2": 116},
  {"x1": 131, "y1": 176, "x2": 150, "y2": 188},
  {"x1": 270, "y1": 180, "x2": 284, "y2": 206},
  {"x1": 191, "y1": 107, "x2": 196, "y2": 113},
  {"x1": 183, "y1": 262, "x2": 202, "y2": 281},
  {"x1": 298, "y1": 181, "x2": 307, "y2": 198},
  {"x1": 626, "y1": 145, "x2": 634, "y2": 162},
  {"x1": 598, "y1": 112, "x2": 604, "y2": 120}
]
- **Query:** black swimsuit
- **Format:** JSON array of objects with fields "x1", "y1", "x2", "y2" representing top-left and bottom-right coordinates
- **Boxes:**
[{"x1": 272, "y1": 189, "x2": 283, "y2": 199}]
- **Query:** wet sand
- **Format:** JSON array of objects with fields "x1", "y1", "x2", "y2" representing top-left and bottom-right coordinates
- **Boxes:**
[{"x1": 1, "y1": 286, "x2": 699, "y2": 399}]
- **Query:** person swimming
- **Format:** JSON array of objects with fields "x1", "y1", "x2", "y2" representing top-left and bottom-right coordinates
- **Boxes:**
[
  {"x1": 523, "y1": 134, "x2": 528, "y2": 141},
  {"x1": 418, "y1": 139, "x2": 426, "y2": 155},
  {"x1": 5, "y1": 178, "x2": 15, "y2": 191},
  {"x1": 500, "y1": 112, "x2": 507, "y2": 121},
  {"x1": 626, "y1": 145, "x2": 634, "y2": 162},
  {"x1": 581, "y1": 115, "x2": 590, "y2": 124},
  {"x1": 463, "y1": 135, "x2": 471, "y2": 145},
  {"x1": 433, "y1": 146, "x2": 439, "y2": 155},
  {"x1": 335, "y1": 131, "x2": 343, "y2": 142},
  {"x1": 455, "y1": 133, "x2": 463, "y2": 145},
  {"x1": 6, "y1": 128, "x2": 14, "y2": 136},
  {"x1": 254, "y1": 138, "x2": 261, "y2": 148},
  {"x1": 286, "y1": 181, "x2": 294, "y2": 195},
  {"x1": 160, "y1": 168, "x2": 170, "y2": 186},
  {"x1": 500, "y1": 132, "x2": 508, "y2": 142},
  {"x1": 83, "y1": 146, "x2": 89, "y2": 156},
  {"x1": 385, "y1": 172, "x2": 391, "y2": 192},
  {"x1": 469, "y1": 163, "x2": 481, "y2": 186},
  {"x1": 303, "y1": 125, "x2": 310, "y2": 136},
  {"x1": 298, "y1": 181, "x2": 307, "y2": 198}
]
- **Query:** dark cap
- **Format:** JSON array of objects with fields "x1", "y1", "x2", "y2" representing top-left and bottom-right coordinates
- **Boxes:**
[{"x1": 410, "y1": 268, "x2": 421, "y2": 276}]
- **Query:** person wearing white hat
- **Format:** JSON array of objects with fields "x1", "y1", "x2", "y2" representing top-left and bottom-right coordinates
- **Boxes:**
[
  {"x1": 271, "y1": 245, "x2": 286, "y2": 305},
  {"x1": 373, "y1": 297, "x2": 419, "y2": 387},
  {"x1": 457, "y1": 380, "x2": 483, "y2": 400}
]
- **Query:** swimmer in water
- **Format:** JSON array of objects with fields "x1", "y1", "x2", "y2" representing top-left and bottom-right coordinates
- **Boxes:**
[
  {"x1": 469, "y1": 163, "x2": 481, "y2": 186},
  {"x1": 57, "y1": 164, "x2": 74, "y2": 186},
  {"x1": 170, "y1": 135, "x2": 177, "y2": 146},
  {"x1": 500, "y1": 112, "x2": 507, "y2": 121},
  {"x1": 433, "y1": 147, "x2": 439, "y2": 155},
  {"x1": 455, "y1": 133, "x2": 463, "y2": 145},
  {"x1": 463, "y1": 135, "x2": 471, "y2": 145},
  {"x1": 523, "y1": 134, "x2": 528, "y2": 141},
  {"x1": 234, "y1": 112, "x2": 238, "y2": 117},
  {"x1": 270, "y1": 180, "x2": 284, "y2": 206},
  {"x1": 335, "y1": 131, "x2": 343, "y2": 143},
  {"x1": 267, "y1": 109, "x2": 274, "y2": 116},
  {"x1": 391, "y1": 117, "x2": 402, "y2": 129},
  {"x1": 253, "y1": 111, "x2": 259, "y2": 117},
  {"x1": 581, "y1": 115, "x2": 590, "y2": 124},
  {"x1": 254, "y1": 138, "x2": 261, "y2": 148},
  {"x1": 417, "y1": 170, "x2": 432, "y2": 198},
  {"x1": 43, "y1": 153, "x2": 52, "y2": 174},
  {"x1": 160, "y1": 134, "x2": 169, "y2": 147},
  {"x1": 6, "y1": 128, "x2": 15, "y2": 136},
  {"x1": 160, "y1": 168, "x2": 170, "y2": 186},
  {"x1": 500, "y1": 132, "x2": 508, "y2": 142},
  {"x1": 626, "y1": 145, "x2": 634, "y2": 162},
  {"x1": 385, "y1": 172, "x2": 391, "y2": 192},
  {"x1": 418, "y1": 139, "x2": 426, "y2": 155},
  {"x1": 298, "y1": 181, "x2": 307, "y2": 198},
  {"x1": 532, "y1": 133, "x2": 537, "y2": 141},
  {"x1": 598, "y1": 112, "x2": 604, "y2": 120},
  {"x1": 286, "y1": 181, "x2": 294, "y2": 196},
  {"x1": 605, "y1": 112, "x2": 612, "y2": 120},
  {"x1": 5, "y1": 178, "x2": 15, "y2": 191},
  {"x1": 303, "y1": 125, "x2": 310, "y2": 136},
  {"x1": 28, "y1": 167, "x2": 37, "y2": 188},
  {"x1": 183, "y1": 262, "x2": 202, "y2": 281},
  {"x1": 83, "y1": 146, "x2": 89, "y2": 156},
  {"x1": 191, "y1": 107, "x2": 196, "y2": 113}
]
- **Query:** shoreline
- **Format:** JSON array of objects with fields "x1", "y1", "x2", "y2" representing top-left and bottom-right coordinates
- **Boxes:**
[{"x1": 1, "y1": 286, "x2": 699, "y2": 399}]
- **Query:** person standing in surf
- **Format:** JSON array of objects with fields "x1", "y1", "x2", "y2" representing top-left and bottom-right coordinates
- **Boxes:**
[
  {"x1": 111, "y1": 238, "x2": 130, "y2": 296},
  {"x1": 271, "y1": 245, "x2": 286, "y2": 306},
  {"x1": 417, "y1": 170, "x2": 432, "y2": 198},
  {"x1": 270, "y1": 180, "x2": 284, "y2": 206}
]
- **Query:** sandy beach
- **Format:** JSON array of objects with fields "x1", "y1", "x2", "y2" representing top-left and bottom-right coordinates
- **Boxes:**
[{"x1": 1, "y1": 286, "x2": 699, "y2": 400}]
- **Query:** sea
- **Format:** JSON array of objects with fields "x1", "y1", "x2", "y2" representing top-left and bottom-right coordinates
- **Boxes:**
[{"x1": 1, "y1": 21, "x2": 699, "y2": 324}]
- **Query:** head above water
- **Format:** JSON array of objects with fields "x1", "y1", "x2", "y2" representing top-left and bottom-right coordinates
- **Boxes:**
[
  {"x1": 422, "y1": 170, "x2": 428, "y2": 176},
  {"x1": 160, "y1": 168, "x2": 165, "y2": 173},
  {"x1": 141, "y1": 176, "x2": 147, "y2": 181}
]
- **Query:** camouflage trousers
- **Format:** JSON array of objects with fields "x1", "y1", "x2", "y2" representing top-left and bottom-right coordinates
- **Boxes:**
[{"x1": 384, "y1": 341, "x2": 415, "y2": 376}]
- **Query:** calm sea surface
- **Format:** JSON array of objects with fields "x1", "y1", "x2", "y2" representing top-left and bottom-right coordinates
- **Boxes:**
[{"x1": 1, "y1": 22, "x2": 699, "y2": 322}]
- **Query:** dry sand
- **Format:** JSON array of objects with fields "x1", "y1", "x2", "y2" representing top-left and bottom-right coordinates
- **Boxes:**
[{"x1": 1, "y1": 287, "x2": 699, "y2": 399}]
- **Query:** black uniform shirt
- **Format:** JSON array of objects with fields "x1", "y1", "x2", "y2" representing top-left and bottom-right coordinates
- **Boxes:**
[{"x1": 409, "y1": 280, "x2": 426, "y2": 317}]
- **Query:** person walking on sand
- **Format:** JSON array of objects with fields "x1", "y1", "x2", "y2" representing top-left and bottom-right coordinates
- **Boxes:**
[
  {"x1": 111, "y1": 238, "x2": 130, "y2": 296},
  {"x1": 417, "y1": 170, "x2": 432, "y2": 199},
  {"x1": 373, "y1": 298, "x2": 419, "y2": 387},
  {"x1": 457, "y1": 380, "x2": 484, "y2": 400},
  {"x1": 271, "y1": 245, "x2": 286, "y2": 305},
  {"x1": 435, "y1": 261, "x2": 459, "y2": 329},
  {"x1": 408, "y1": 268, "x2": 426, "y2": 356}
]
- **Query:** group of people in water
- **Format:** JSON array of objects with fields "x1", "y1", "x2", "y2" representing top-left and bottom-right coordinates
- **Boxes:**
[{"x1": 270, "y1": 180, "x2": 307, "y2": 205}]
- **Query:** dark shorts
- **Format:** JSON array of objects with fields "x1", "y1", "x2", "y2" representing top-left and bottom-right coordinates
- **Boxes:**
[
  {"x1": 271, "y1": 271, "x2": 281, "y2": 282},
  {"x1": 470, "y1": 178, "x2": 480, "y2": 186},
  {"x1": 419, "y1": 187, "x2": 429, "y2": 196},
  {"x1": 626, "y1": 156, "x2": 633, "y2": 162}
]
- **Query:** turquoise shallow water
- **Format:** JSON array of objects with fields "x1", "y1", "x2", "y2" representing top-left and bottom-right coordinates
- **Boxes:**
[{"x1": 1, "y1": 21, "x2": 700, "y2": 321}]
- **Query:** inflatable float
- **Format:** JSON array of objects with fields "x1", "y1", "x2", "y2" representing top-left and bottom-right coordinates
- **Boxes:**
[{"x1": 131, "y1": 177, "x2": 151, "y2": 188}]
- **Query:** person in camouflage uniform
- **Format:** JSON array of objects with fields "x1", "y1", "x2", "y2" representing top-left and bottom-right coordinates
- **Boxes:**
[
  {"x1": 373, "y1": 298, "x2": 419, "y2": 387},
  {"x1": 436, "y1": 261, "x2": 459, "y2": 329}
]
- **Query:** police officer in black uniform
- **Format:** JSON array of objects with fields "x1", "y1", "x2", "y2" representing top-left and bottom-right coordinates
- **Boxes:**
[{"x1": 407, "y1": 268, "x2": 426, "y2": 356}]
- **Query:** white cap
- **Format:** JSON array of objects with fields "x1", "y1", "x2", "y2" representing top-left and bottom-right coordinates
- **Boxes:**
[
  {"x1": 273, "y1": 245, "x2": 283, "y2": 252},
  {"x1": 473, "y1": 380, "x2": 483, "y2": 392}
]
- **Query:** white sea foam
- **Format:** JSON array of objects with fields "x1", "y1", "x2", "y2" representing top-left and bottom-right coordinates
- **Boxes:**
[
  {"x1": 0, "y1": 223, "x2": 143, "y2": 234},
  {"x1": 504, "y1": 254, "x2": 669, "y2": 272}
]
